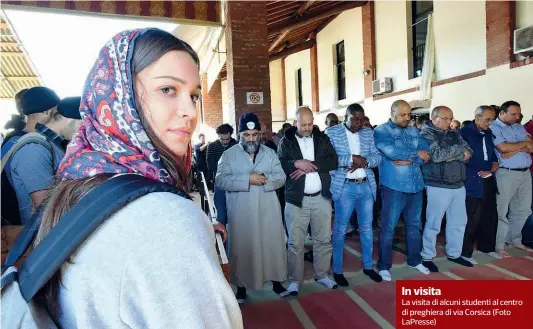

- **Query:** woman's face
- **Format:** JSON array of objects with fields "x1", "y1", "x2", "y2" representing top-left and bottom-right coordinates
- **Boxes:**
[{"x1": 135, "y1": 50, "x2": 200, "y2": 157}]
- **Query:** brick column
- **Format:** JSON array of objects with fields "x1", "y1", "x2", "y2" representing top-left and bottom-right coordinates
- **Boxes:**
[
  {"x1": 225, "y1": 1, "x2": 272, "y2": 132},
  {"x1": 310, "y1": 33, "x2": 320, "y2": 112},
  {"x1": 201, "y1": 73, "x2": 223, "y2": 129},
  {"x1": 362, "y1": 1, "x2": 376, "y2": 99},
  {"x1": 486, "y1": 1, "x2": 515, "y2": 68}
]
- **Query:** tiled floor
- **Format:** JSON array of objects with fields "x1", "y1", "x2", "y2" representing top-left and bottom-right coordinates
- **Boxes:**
[{"x1": 190, "y1": 193, "x2": 533, "y2": 329}]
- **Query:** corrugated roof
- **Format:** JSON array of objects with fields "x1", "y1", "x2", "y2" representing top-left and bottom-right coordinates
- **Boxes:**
[{"x1": 0, "y1": 11, "x2": 42, "y2": 99}]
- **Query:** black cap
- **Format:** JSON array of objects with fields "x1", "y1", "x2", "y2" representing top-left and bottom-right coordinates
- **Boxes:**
[
  {"x1": 20, "y1": 86, "x2": 60, "y2": 115},
  {"x1": 57, "y1": 97, "x2": 82, "y2": 120},
  {"x1": 238, "y1": 112, "x2": 261, "y2": 132}
]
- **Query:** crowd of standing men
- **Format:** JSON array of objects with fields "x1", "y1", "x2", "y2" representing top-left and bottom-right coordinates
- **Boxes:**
[{"x1": 195, "y1": 99, "x2": 533, "y2": 303}]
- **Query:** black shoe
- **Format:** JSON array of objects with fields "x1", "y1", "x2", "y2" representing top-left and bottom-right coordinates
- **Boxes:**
[
  {"x1": 304, "y1": 250, "x2": 314, "y2": 263},
  {"x1": 272, "y1": 281, "x2": 290, "y2": 298},
  {"x1": 363, "y1": 269, "x2": 383, "y2": 283},
  {"x1": 422, "y1": 260, "x2": 439, "y2": 273},
  {"x1": 333, "y1": 273, "x2": 349, "y2": 287},
  {"x1": 448, "y1": 256, "x2": 473, "y2": 267},
  {"x1": 236, "y1": 287, "x2": 247, "y2": 304}
]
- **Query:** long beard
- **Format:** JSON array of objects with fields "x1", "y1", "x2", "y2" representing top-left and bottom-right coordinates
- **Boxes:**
[{"x1": 240, "y1": 139, "x2": 259, "y2": 153}]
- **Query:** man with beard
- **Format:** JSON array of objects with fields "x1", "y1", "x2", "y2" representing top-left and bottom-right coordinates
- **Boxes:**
[
  {"x1": 216, "y1": 112, "x2": 288, "y2": 303},
  {"x1": 374, "y1": 100, "x2": 431, "y2": 281}
]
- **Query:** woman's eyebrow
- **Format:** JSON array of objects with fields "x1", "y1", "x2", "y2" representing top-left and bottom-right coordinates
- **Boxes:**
[{"x1": 154, "y1": 76, "x2": 201, "y2": 89}]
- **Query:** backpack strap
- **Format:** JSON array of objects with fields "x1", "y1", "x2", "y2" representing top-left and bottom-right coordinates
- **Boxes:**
[
  {"x1": 0, "y1": 133, "x2": 54, "y2": 173},
  {"x1": 1, "y1": 209, "x2": 42, "y2": 270},
  {"x1": 15, "y1": 174, "x2": 188, "y2": 301}
]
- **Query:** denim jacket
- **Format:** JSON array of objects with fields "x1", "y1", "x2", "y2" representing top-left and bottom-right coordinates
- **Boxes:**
[{"x1": 374, "y1": 120, "x2": 429, "y2": 193}]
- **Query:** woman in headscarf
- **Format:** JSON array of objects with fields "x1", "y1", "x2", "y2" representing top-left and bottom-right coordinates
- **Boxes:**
[{"x1": 33, "y1": 29, "x2": 242, "y2": 328}]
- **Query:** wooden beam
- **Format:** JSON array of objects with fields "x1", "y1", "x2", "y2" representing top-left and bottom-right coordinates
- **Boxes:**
[
  {"x1": 6, "y1": 76, "x2": 39, "y2": 81},
  {"x1": 1, "y1": 51, "x2": 24, "y2": 57},
  {"x1": 269, "y1": 1, "x2": 366, "y2": 35},
  {"x1": 270, "y1": 40, "x2": 315, "y2": 62},
  {"x1": 269, "y1": 30, "x2": 291, "y2": 52},
  {"x1": 269, "y1": 1, "x2": 316, "y2": 53},
  {"x1": 296, "y1": 0, "x2": 316, "y2": 15},
  {"x1": 1, "y1": 42, "x2": 19, "y2": 47},
  {"x1": 0, "y1": 22, "x2": 9, "y2": 29}
]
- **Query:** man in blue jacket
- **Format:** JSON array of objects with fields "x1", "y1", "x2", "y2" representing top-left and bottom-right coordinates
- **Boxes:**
[
  {"x1": 374, "y1": 100, "x2": 431, "y2": 281},
  {"x1": 460, "y1": 106, "x2": 501, "y2": 261}
]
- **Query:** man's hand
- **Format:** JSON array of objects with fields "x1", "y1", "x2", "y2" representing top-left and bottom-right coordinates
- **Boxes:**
[
  {"x1": 502, "y1": 151, "x2": 518, "y2": 159},
  {"x1": 351, "y1": 155, "x2": 368, "y2": 169},
  {"x1": 213, "y1": 222, "x2": 227, "y2": 243},
  {"x1": 249, "y1": 172, "x2": 267, "y2": 186},
  {"x1": 393, "y1": 160, "x2": 412, "y2": 166},
  {"x1": 294, "y1": 160, "x2": 317, "y2": 173},
  {"x1": 464, "y1": 149, "x2": 472, "y2": 161},
  {"x1": 491, "y1": 162, "x2": 499, "y2": 173},
  {"x1": 417, "y1": 150, "x2": 430, "y2": 163},
  {"x1": 290, "y1": 169, "x2": 307, "y2": 180},
  {"x1": 478, "y1": 171, "x2": 492, "y2": 178}
]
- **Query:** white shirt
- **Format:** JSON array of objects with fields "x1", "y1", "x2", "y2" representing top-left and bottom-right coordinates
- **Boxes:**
[
  {"x1": 295, "y1": 135, "x2": 322, "y2": 194},
  {"x1": 345, "y1": 126, "x2": 367, "y2": 180},
  {"x1": 481, "y1": 131, "x2": 488, "y2": 161}
]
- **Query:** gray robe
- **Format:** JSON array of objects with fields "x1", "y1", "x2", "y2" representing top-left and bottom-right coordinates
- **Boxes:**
[{"x1": 216, "y1": 144, "x2": 287, "y2": 289}]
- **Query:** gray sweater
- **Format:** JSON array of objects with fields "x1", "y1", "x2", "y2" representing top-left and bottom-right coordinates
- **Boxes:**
[{"x1": 53, "y1": 192, "x2": 243, "y2": 329}]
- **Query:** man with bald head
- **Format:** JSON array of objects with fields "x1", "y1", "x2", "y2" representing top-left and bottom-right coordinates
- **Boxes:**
[
  {"x1": 278, "y1": 106, "x2": 339, "y2": 294},
  {"x1": 420, "y1": 106, "x2": 473, "y2": 272},
  {"x1": 374, "y1": 100, "x2": 431, "y2": 281}
]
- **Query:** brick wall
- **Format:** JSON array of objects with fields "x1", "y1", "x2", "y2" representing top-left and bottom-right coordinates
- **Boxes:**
[
  {"x1": 486, "y1": 1, "x2": 515, "y2": 68},
  {"x1": 362, "y1": 1, "x2": 376, "y2": 99},
  {"x1": 201, "y1": 73, "x2": 223, "y2": 129},
  {"x1": 225, "y1": 1, "x2": 272, "y2": 133}
]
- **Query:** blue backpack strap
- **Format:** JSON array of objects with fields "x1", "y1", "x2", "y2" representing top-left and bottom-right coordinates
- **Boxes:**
[
  {"x1": 1, "y1": 209, "x2": 42, "y2": 271},
  {"x1": 16, "y1": 174, "x2": 189, "y2": 301}
]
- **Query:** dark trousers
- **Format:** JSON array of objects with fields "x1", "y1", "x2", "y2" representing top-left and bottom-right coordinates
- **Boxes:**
[{"x1": 462, "y1": 177, "x2": 498, "y2": 257}]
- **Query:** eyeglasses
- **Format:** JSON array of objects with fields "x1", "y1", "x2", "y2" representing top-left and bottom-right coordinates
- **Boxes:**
[{"x1": 438, "y1": 116, "x2": 453, "y2": 122}]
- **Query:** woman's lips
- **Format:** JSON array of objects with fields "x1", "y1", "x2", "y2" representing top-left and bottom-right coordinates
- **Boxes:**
[{"x1": 169, "y1": 129, "x2": 191, "y2": 139}]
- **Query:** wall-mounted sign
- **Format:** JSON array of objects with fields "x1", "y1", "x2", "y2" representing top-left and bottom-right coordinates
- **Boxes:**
[{"x1": 246, "y1": 92, "x2": 263, "y2": 105}]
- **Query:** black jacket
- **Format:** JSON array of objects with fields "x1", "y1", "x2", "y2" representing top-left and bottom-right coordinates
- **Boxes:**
[
  {"x1": 206, "y1": 138, "x2": 237, "y2": 178},
  {"x1": 277, "y1": 126, "x2": 338, "y2": 207}
]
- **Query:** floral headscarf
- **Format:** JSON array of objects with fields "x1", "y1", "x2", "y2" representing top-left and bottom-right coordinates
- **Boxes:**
[{"x1": 58, "y1": 29, "x2": 192, "y2": 185}]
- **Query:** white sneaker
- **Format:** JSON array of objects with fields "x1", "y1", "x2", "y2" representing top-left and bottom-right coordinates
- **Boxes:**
[
  {"x1": 409, "y1": 264, "x2": 430, "y2": 275},
  {"x1": 287, "y1": 281, "x2": 299, "y2": 296},
  {"x1": 487, "y1": 252, "x2": 503, "y2": 259},
  {"x1": 461, "y1": 256, "x2": 478, "y2": 265},
  {"x1": 378, "y1": 270, "x2": 392, "y2": 281},
  {"x1": 316, "y1": 277, "x2": 339, "y2": 289}
]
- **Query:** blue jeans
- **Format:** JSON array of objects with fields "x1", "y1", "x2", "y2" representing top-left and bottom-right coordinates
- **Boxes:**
[
  {"x1": 378, "y1": 187, "x2": 422, "y2": 271},
  {"x1": 214, "y1": 185, "x2": 228, "y2": 226},
  {"x1": 332, "y1": 181, "x2": 374, "y2": 272},
  {"x1": 523, "y1": 172, "x2": 533, "y2": 244},
  {"x1": 421, "y1": 186, "x2": 467, "y2": 260}
]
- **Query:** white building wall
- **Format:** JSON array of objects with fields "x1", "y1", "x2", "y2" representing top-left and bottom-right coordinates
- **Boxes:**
[
  {"x1": 269, "y1": 59, "x2": 285, "y2": 122},
  {"x1": 284, "y1": 49, "x2": 312, "y2": 117},
  {"x1": 516, "y1": 0, "x2": 533, "y2": 29}
]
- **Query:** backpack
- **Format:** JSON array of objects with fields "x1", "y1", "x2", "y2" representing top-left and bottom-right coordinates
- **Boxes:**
[
  {"x1": 1, "y1": 133, "x2": 55, "y2": 226},
  {"x1": 1, "y1": 174, "x2": 187, "y2": 329}
]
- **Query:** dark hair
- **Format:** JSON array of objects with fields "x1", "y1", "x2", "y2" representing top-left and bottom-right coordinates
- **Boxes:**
[
  {"x1": 282, "y1": 123, "x2": 292, "y2": 130},
  {"x1": 326, "y1": 113, "x2": 338, "y2": 120},
  {"x1": 500, "y1": 101, "x2": 520, "y2": 113},
  {"x1": 346, "y1": 103, "x2": 365, "y2": 117},
  {"x1": 416, "y1": 115, "x2": 429, "y2": 126},
  {"x1": 34, "y1": 29, "x2": 200, "y2": 310},
  {"x1": 364, "y1": 116, "x2": 370, "y2": 121},
  {"x1": 14, "y1": 88, "x2": 28, "y2": 115},
  {"x1": 461, "y1": 120, "x2": 472, "y2": 129},
  {"x1": 216, "y1": 123, "x2": 234, "y2": 135}
]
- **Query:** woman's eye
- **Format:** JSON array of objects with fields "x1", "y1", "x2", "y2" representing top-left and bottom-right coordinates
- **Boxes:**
[
  {"x1": 160, "y1": 87, "x2": 176, "y2": 95},
  {"x1": 191, "y1": 94, "x2": 200, "y2": 103}
]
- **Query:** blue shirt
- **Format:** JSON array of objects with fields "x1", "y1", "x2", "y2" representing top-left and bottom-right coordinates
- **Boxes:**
[
  {"x1": 490, "y1": 118, "x2": 532, "y2": 169},
  {"x1": 374, "y1": 120, "x2": 429, "y2": 193}
]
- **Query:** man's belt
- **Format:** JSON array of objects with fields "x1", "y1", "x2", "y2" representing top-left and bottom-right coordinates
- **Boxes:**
[
  {"x1": 346, "y1": 177, "x2": 367, "y2": 184},
  {"x1": 500, "y1": 167, "x2": 529, "y2": 172},
  {"x1": 304, "y1": 191, "x2": 321, "y2": 197}
]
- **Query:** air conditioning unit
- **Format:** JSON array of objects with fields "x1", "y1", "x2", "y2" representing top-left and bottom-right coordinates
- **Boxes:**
[
  {"x1": 514, "y1": 25, "x2": 533, "y2": 56},
  {"x1": 372, "y1": 77, "x2": 393, "y2": 95}
]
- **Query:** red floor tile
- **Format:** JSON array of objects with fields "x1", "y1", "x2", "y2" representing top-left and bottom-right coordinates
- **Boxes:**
[
  {"x1": 341, "y1": 249, "x2": 363, "y2": 272},
  {"x1": 346, "y1": 239, "x2": 406, "y2": 264},
  {"x1": 491, "y1": 257, "x2": 533, "y2": 279},
  {"x1": 241, "y1": 300, "x2": 304, "y2": 329},
  {"x1": 299, "y1": 290, "x2": 381, "y2": 329},
  {"x1": 354, "y1": 282, "x2": 397, "y2": 326},
  {"x1": 450, "y1": 264, "x2": 516, "y2": 280},
  {"x1": 401, "y1": 272, "x2": 453, "y2": 280}
]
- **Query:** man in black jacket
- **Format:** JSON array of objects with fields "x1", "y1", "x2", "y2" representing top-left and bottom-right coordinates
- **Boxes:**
[{"x1": 278, "y1": 106, "x2": 338, "y2": 295}]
